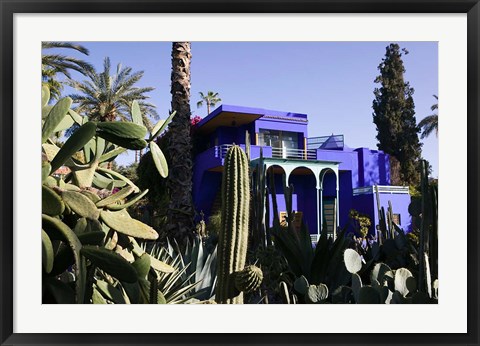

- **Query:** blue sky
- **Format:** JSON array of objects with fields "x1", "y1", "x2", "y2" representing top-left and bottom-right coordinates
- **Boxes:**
[{"x1": 50, "y1": 41, "x2": 438, "y2": 177}]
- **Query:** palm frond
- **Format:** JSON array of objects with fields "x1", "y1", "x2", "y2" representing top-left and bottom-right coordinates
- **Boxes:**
[{"x1": 42, "y1": 41, "x2": 90, "y2": 55}]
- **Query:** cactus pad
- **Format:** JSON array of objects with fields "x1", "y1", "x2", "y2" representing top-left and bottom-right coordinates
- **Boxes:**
[
  {"x1": 81, "y1": 245, "x2": 138, "y2": 283},
  {"x1": 305, "y1": 283, "x2": 329, "y2": 303},
  {"x1": 344, "y1": 249, "x2": 362, "y2": 274},
  {"x1": 42, "y1": 185, "x2": 65, "y2": 216},
  {"x1": 62, "y1": 190, "x2": 100, "y2": 220},
  {"x1": 294, "y1": 275, "x2": 309, "y2": 295},
  {"x1": 100, "y1": 210, "x2": 158, "y2": 240},
  {"x1": 394, "y1": 268, "x2": 414, "y2": 297}
]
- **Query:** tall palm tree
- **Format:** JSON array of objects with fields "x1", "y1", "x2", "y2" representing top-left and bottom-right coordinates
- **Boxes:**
[
  {"x1": 68, "y1": 57, "x2": 158, "y2": 129},
  {"x1": 42, "y1": 42, "x2": 94, "y2": 99},
  {"x1": 419, "y1": 95, "x2": 438, "y2": 139},
  {"x1": 167, "y1": 42, "x2": 195, "y2": 245},
  {"x1": 197, "y1": 91, "x2": 221, "y2": 115}
]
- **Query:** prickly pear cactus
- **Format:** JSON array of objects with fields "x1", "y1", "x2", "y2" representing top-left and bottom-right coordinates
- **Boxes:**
[
  {"x1": 215, "y1": 145, "x2": 250, "y2": 304},
  {"x1": 41, "y1": 90, "x2": 175, "y2": 304}
]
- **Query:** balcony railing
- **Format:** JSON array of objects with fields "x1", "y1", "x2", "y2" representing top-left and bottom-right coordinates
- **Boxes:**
[
  {"x1": 271, "y1": 147, "x2": 317, "y2": 160},
  {"x1": 217, "y1": 144, "x2": 317, "y2": 160},
  {"x1": 353, "y1": 185, "x2": 410, "y2": 196}
]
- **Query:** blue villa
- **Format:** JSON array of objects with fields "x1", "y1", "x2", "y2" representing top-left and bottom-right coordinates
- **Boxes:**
[{"x1": 192, "y1": 105, "x2": 411, "y2": 241}]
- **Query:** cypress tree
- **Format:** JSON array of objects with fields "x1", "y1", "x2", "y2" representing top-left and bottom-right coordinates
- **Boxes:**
[{"x1": 373, "y1": 43, "x2": 422, "y2": 185}]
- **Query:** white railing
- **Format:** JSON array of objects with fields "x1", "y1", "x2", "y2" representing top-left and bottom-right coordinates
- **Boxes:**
[
  {"x1": 219, "y1": 144, "x2": 233, "y2": 158},
  {"x1": 353, "y1": 185, "x2": 410, "y2": 196},
  {"x1": 271, "y1": 147, "x2": 317, "y2": 160},
  {"x1": 218, "y1": 144, "x2": 317, "y2": 160}
]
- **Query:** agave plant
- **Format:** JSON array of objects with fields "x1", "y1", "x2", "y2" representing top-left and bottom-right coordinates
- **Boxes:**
[{"x1": 145, "y1": 237, "x2": 218, "y2": 303}]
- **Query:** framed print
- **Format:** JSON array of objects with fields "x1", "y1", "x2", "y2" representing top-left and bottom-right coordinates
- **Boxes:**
[{"x1": 1, "y1": 1, "x2": 479, "y2": 345}]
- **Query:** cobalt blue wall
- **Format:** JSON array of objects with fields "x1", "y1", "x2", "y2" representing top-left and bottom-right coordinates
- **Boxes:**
[
  {"x1": 355, "y1": 148, "x2": 390, "y2": 187},
  {"x1": 194, "y1": 171, "x2": 222, "y2": 219},
  {"x1": 338, "y1": 171, "x2": 353, "y2": 231},
  {"x1": 267, "y1": 170, "x2": 297, "y2": 226},
  {"x1": 289, "y1": 173, "x2": 316, "y2": 232},
  {"x1": 351, "y1": 192, "x2": 412, "y2": 236}
]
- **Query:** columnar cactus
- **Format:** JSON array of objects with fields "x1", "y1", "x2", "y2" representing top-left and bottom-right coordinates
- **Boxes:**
[{"x1": 215, "y1": 145, "x2": 250, "y2": 304}]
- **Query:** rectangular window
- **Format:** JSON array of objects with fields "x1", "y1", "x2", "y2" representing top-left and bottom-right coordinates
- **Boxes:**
[
  {"x1": 392, "y1": 213, "x2": 401, "y2": 225},
  {"x1": 258, "y1": 129, "x2": 300, "y2": 158}
]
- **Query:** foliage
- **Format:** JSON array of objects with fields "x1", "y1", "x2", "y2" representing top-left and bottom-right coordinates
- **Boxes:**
[
  {"x1": 197, "y1": 91, "x2": 222, "y2": 115},
  {"x1": 69, "y1": 57, "x2": 158, "y2": 128},
  {"x1": 143, "y1": 240, "x2": 214, "y2": 303},
  {"x1": 372, "y1": 43, "x2": 422, "y2": 185},
  {"x1": 41, "y1": 86, "x2": 175, "y2": 304},
  {"x1": 138, "y1": 112, "x2": 204, "y2": 224},
  {"x1": 207, "y1": 210, "x2": 222, "y2": 235},
  {"x1": 419, "y1": 95, "x2": 438, "y2": 139},
  {"x1": 349, "y1": 209, "x2": 371, "y2": 238},
  {"x1": 42, "y1": 42, "x2": 94, "y2": 100},
  {"x1": 250, "y1": 245, "x2": 290, "y2": 303},
  {"x1": 167, "y1": 42, "x2": 195, "y2": 246}
]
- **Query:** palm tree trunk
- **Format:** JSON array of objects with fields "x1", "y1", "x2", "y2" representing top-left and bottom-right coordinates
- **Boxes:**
[{"x1": 167, "y1": 42, "x2": 195, "y2": 245}]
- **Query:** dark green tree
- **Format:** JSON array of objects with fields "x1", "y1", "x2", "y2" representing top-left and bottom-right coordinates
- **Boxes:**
[{"x1": 372, "y1": 43, "x2": 422, "y2": 185}]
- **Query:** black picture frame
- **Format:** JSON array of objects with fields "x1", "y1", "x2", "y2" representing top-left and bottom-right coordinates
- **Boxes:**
[{"x1": 1, "y1": 1, "x2": 479, "y2": 345}]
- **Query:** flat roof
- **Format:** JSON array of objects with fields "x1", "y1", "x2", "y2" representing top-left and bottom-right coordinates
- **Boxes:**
[{"x1": 194, "y1": 104, "x2": 308, "y2": 134}]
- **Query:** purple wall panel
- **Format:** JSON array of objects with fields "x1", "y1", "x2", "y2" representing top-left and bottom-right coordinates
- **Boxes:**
[
  {"x1": 289, "y1": 174, "x2": 317, "y2": 232},
  {"x1": 355, "y1": 148, "x2": 391, "y2": 187},
  {"x1": 338, "y1": 171, "x2": 353, "y2": 231},
  {"x1": 316, "y1": 149, "x2": 360, "y2": 188},
  {"x1": 194, "y1": 171, "x2": 222, "y2": 219},
  {"x1": 267, "y1": 173, "x2": 298, "y2": 227}
]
